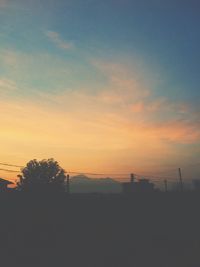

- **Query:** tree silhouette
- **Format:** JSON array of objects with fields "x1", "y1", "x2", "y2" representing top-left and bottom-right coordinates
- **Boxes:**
[{"x1": 17, "y1": 158, "x2": 66, "y2": 192}]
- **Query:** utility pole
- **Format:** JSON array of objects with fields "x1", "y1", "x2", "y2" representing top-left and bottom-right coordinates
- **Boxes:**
[
  {"x1": 164, "y1": 179, "x2": 168, "y2": 192},
  {"x1": 178, "y1": 168, "x2": 183, "y2": 192},
  {"x1": 130, "y1": 173, "x2": 135, "y2": 183},
  {"x1": 66, "y1": 174, "x2": 70, "y2": 194}
]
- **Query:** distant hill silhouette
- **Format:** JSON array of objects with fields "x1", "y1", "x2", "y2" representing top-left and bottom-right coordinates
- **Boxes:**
[{"x1": 69, "y1": 175, "x2": 121, "y2": 193}]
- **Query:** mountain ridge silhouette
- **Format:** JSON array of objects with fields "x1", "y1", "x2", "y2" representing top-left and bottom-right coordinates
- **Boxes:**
[{"x1": 70, "y1": 175, "x2": 121, "y2": 193}]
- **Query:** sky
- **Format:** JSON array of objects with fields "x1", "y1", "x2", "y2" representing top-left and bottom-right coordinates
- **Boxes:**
[{"x1": 0, "y1": 0, "x2": 200, "y2": 182}]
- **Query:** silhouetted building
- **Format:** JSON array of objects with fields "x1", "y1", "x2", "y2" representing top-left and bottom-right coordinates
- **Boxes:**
[
  {"x1": 122, "y1": 178, "x2": 155, "y2": 194},
  {"x1": 0, "y1": 178, "x2": 13, "y2": 192}
]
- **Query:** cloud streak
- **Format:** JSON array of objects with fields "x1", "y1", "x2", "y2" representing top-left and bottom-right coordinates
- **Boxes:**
[
  {"x1": 0, "y1": 47, "x2": 199, "y2": 178},
  {"x1": 0, "y1": 78, "x2": 18, "y2": 92},
  {"x1": 46, "y1": 31, "x2": 74, "y2": 50},
  {"x1": 0, "y1": 90, "x2": 199, "y2": 179}
]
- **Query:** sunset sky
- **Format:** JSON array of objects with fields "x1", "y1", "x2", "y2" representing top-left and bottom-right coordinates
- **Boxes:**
[{"x1": 0, "y1": 0, "x2": 200, "y2": 181}]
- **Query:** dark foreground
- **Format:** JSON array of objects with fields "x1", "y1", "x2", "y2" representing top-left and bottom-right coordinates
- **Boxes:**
[{"x1": 0, "y1": 192, "x2": 200, "y2": 267}]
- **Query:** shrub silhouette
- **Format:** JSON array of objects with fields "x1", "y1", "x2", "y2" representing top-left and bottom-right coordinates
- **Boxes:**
[{"x1": 17, "y1": 158, "x2": 66, "y2": 192}]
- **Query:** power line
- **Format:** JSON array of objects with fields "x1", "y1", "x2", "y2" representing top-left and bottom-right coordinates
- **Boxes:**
[
  {"x1": 135, "y1": 173, "x2": 176, "y2": 180},
  {"x1": 134, "y1": 169, "x2": 178, "y2": 175},
  {"x1": 0, "y1": 164, "x2": 176, "y2": 179},
  {"x1": 0, "y1": 162, "x2": 23, "y2": 168},
  {"x1": 0, "y1": 168, "x2": 20, "y2": 173},
  {"x1": 66, "y1": 171, "x2": 107, "y2": 176},
  {"x1": 0, "y1": 161, "x2": 185, "y2": 183}
]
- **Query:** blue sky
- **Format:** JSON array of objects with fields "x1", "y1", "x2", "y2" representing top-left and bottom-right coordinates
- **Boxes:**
[
  {"x1": 0, "y1": 0, "x2": 200, "y2": 180},
  {"x1": 1, "y1": 0, "x2": 199, "y2": 97}
]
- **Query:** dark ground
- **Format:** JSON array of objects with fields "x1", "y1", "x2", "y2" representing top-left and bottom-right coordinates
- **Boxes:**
[{"x1": 0, "y1": 192, "x2": 200, "y2": 267}]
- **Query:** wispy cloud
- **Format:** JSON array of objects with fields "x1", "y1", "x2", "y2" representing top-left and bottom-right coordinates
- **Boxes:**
[
  {"x1": 0, "y1": 48, "x2": 77, "y2": 92},
  {"x1": 0, "y1": 48, "x2": 199, "y2": 175},
  {"x1": 46, "y1": 31, "x2": 74, "y2": 50},
  {"x1": 130, "y1": 98, "x2": 190, "y2": 115},
  {"x1": 1, "y1": 91, "x2": 199, "y2": 177},
  {"x1": 0, "y1": 78, "x2": 17, "y2": 90}
]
